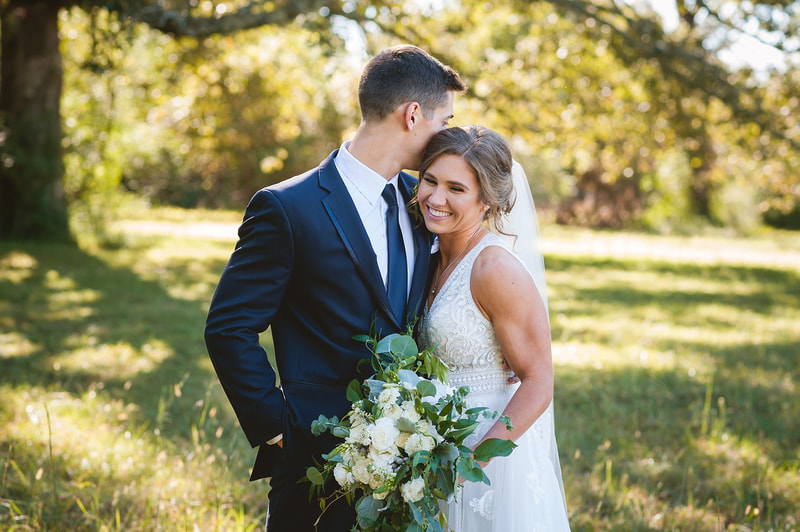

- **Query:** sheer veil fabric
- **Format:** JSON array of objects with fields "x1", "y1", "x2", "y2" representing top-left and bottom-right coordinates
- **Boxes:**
[{"x1": 491, "y1": 161, "x2": 567, "y2": 511}]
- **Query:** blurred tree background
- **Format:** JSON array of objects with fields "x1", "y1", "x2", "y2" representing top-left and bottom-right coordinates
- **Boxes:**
[{"x1": 1, "y1": 0, "x2": 798, "y2": 240}]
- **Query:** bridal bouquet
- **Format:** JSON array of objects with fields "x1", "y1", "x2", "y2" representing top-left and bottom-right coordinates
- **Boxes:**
[{"x1": 305, "y1": 331, "x2": 516, "y2": 531}]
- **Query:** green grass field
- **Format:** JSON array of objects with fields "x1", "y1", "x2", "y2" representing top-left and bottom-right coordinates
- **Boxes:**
[{"x1": 1, "y1": 207, "x2": 798, "y2": 531}]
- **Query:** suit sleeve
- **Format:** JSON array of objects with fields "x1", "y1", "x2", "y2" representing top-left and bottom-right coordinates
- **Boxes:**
[{"x1": 204, "y1": 188, "x2": 293, "y2": 448}]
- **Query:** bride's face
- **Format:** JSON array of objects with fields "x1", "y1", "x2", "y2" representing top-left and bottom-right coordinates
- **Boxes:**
[{"x1": 417, "y1": 154, "x2": 487, "y2": 237}]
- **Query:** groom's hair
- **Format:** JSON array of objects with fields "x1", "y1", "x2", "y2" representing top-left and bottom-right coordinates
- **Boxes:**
[{"x1": 358, "y1": 45, "x2": 465, "y2": 122}]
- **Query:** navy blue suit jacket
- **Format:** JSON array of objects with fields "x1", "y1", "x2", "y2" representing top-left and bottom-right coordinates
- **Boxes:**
[{"x1": 204, "y1": 150, "x2": 433, "y2": 480}]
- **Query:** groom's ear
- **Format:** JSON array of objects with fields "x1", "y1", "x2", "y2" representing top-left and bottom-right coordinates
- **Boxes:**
[{"x1": 403, "y1": 102, "x2": 421, "y2": 131}]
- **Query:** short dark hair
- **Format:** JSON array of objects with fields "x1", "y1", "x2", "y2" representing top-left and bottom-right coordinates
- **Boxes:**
[{"x1": 358, "y1": 45, "x2": 465, "y2": 122}]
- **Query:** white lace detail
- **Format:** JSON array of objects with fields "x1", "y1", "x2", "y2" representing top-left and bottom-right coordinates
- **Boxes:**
[
  {"x1": 419, "y1": 233, "x2": 514, "y2": 392},
  {"x1": 419, "y1": 233, "x2": 571, "y2": 531},
  {"x1": 468, "y1": 490, "x2": 494, "y2": 520}
]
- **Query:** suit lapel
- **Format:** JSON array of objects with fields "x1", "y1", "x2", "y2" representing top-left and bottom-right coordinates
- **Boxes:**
[{"x1": 319, "y1": 152, "x2": 400, "y2": 328}]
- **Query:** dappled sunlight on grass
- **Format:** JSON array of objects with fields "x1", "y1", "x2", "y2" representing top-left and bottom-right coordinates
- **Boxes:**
[
  {"x1": 55, "y1": 340, "x2": 172, "y2": 380},
  {"x1": 2, "y1": 211, "x2": 798, "y2": 530},
  {"x1": 1, "y1": 385, "x2": 265, "y2": 530}
]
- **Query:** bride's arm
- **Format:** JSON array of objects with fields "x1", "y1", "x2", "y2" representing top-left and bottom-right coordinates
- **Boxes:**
[{"x1": 471, "y1": 246, "x2": 554, "y2": 444}]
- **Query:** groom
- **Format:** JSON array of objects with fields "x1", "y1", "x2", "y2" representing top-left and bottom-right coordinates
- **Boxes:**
[{"x1": 204, "y1": 45, "x2": 465, "y2": 531}]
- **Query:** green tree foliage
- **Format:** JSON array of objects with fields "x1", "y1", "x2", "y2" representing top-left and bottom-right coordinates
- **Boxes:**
[
  {"x1": 0, "y1": 0, "x2": 376, "y2": 240},
  {"x1": 360, "y1": 0, "x2": 799, "y2": 229},
  {"x1": 2, "y1": 0, "x2": 799, "y2": 239}
]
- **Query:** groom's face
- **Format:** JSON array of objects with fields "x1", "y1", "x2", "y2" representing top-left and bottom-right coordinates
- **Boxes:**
[{"x1": 406, "y1": 92, "x2": 455, "y2": 170}]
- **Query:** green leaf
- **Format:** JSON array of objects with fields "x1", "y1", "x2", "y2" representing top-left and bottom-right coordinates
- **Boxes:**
[
  {"x1": 331, "y1": 426, "x2": 349, "y2": 439},
  {"x1": 398, "y1": 369, "x2": 421, "y2": 387},
  {"x1": 376, "y1": 334, "x2": 400, "y2": 354},
  {"x1": 435, "y1": 442, "x2": 459, "y2": 463},
  {"x1": 412, "y1": 450, "x2": 431, "y2": 467},
  {"x1": 457, "y1": 458, "x2": 486, "y2": 482},
  {"x1": 391, "y1": 334, "x2": 418, "y2": 357},
  {"x1": 406, "y1": 524, "x2": 423, "y2": 532},
  {"x1": 346, "y1": 379, "x2": 364, "y2": 402},
  {"x1": 306, "y1": 466, "x2": 324, "y2": 486},
  {"x1": 355, "y1": 495, "x2": 382, "y2": 526},
  {"x1": 473, "y1": 438, "x2": 518, "y2": 462},
  {"x1": 396, "y1": 417, "x2": 417, "y2": 433},
  {"x1": 352, "y1": 334, "x2": 371, "y2": 343},
  {"x1": 364, "y1": 379, "x2": 385, "y2": 400},
  {"x1": 416, "y1": 380, "x2": 437, "y2": 397}
]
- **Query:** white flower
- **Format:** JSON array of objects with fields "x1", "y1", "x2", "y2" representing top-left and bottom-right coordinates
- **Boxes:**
[
  {"x1": 395, "y1": 431, "x2": 411, "y2": 449},
  {"x1": 373, "y1": 489, "x2": 389, "y2": 500},
  {"x1": 348, "y1": 423, "x2": 371, "y2": 446},
  {"x1": 352, "y1": 456, "x2": 371, "y2": 485},
  {"x1": 333, "y1": 463, "x2": 353, "y2": 488},
  {"x1": 400, "y1": 400, "x2": 421, "y2": 422},
  {"x1": 400, "y1": 477, "x2": 425, "y2": 503},
  {"x1": 371, "y1": 417, "x2": 400, "y2": 453},
  {"x1": 402, "y1": 433, "x2": 425, "y2": 455},
  {"x1": 382, "y1": 402, "x2": 403, "y2": 420},
  {"x1": 378, "y1": 386, "x2": 401, "y2": 407}
]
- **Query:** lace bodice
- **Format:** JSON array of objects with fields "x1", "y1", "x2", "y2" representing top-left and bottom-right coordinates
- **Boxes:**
[{"x1": 418, "y1": 233, "x2": 514, "y2": 393}]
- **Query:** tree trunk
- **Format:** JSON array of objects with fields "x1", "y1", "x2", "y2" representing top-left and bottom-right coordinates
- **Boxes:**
[{"x1": 1, "y1": 0, "x2": 69, "y2": 240}]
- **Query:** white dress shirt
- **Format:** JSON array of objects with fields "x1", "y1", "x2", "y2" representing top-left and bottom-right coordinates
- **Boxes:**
[{"x1": 334, "y1": 141, "x2": 415, "y2": 293}]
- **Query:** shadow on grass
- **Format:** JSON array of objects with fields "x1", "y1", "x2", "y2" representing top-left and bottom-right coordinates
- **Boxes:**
[
  {"x1": 546, "y1": 254, "x2": 800, "y2": 528},
  {"x1": 0, "y1": 239, "x2": 236, "y2": 442}
]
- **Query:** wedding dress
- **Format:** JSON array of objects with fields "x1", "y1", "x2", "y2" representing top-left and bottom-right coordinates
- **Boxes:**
[
  {"x1": 418, "y1": 233, "x2": 570, "y2": 531},
  {"x1": 417, "y1": 163, "x2": 570, "y2": 531}
]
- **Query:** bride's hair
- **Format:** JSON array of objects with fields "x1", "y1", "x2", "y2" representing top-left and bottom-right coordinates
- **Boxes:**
[{"x1": 417, "y1": 125, "x2": 516, "y2": 233}]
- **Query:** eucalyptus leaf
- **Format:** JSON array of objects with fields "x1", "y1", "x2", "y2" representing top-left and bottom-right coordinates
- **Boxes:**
[
  {"x1": 375, "y1": 334, "x2": 400, "y2": 354},
  {"x1": 364, "y1": 379, "x2": 385, "y2": 400},
  {"x1": 356, "y1": 494, "x2": 382, "y2": 525},
  {"x1": 331, "y1": 426, "x2": 349, "y2": 439},
  {"x1": 391, "y1": 335, "x2": 418, "y2": 357},
  {"x1": 416, "y1": 380, "x2": 437, "y2": 397},
  {"x1": 398, "y1": 369, "x2": 421, "y2": 387},
  {"x1": 473, "y1": 438, "x2": 517, "y2": 462}
]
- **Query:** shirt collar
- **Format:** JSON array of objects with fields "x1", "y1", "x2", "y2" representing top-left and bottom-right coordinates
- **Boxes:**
[{"x1": 336, "y1": 140, "x2": 399, "y2": 205}]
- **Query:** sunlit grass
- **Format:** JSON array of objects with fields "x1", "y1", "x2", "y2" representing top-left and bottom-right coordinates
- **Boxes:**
[{"x1": 1, "y1": 206, "x2": 798, "y2": 530}]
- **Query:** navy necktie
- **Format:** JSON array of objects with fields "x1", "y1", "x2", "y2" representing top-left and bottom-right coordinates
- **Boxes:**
[{"x1": 382, "y1": 183, "x2": 407, "y2": 321}]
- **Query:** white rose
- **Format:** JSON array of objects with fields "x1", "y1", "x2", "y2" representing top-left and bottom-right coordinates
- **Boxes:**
[
  {"x1": 403, "y1": 433, "x2": 423, "y2": 455},
  {"x1": 370, "y1": 417, "x2": 400, "y2": 453},
  {"x1": 382, "y1": 402, "x2": 403, "y2": 420},
  {"x1": 378, "y1": 386, "x2": 401, "y2": 407},
  {"x1": 352, "y1": 456, "x2": 371, "y2": 485},
  {"x1": 400, "y1": 401, "x2": 421, "y2": 422},
  {"x1": 396, "y1": 431, "x2": 411, "y2": 449},
  {"x1": 347, "y1": 423, "x2": 371, "y2": 446},
  {"x1": 400, "y1": 477, "x2": 425, "y2": 503},
  {"x1": 333, "y1": 463, "x2": 352, "y2": 487}
]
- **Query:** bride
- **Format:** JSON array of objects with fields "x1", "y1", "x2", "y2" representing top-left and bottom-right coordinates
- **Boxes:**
[{"x1": 415, "y1": 125, "x2": 571, "y2": 531}]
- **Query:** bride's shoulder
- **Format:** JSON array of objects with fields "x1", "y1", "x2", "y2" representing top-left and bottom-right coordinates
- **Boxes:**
[{"x1": 471, "y1": 242, "x2": 532, "y2": 288}]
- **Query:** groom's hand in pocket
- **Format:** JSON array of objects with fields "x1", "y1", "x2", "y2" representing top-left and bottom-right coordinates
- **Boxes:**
[{"x1": 500, "y1": 352, "x2": 520, "y2": 384}]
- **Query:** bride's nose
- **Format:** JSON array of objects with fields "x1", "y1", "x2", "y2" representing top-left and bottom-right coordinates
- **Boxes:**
[{"x1": 427, "y1": 185, "x2": 447, "y2": 206}]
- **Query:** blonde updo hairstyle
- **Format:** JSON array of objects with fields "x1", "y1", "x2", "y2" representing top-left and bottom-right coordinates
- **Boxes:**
[{"x1": 418, "y1": 125, "x2": 515, "y2": 234}]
